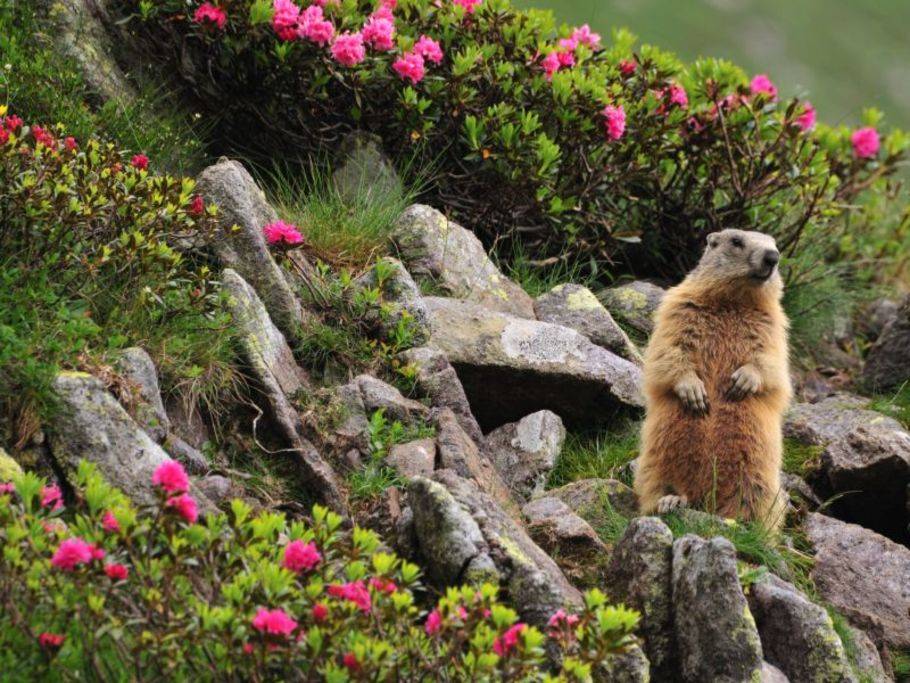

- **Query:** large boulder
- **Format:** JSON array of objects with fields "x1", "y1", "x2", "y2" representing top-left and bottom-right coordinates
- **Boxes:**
[
  {"x1": 46, "y1": 373, "x2": 214, "y2": 511},
  {"x1": 544, "y1": 477, "x2": 640, "y2": 524},
  {"x1": 747, "y1": 573, "x2": 854, "y2": 683},
  {"x1": 597, "y1": 280, "x2": 665, "y2": 336},
  {"x1": 672, "y1": 535, "x2": 764, "y2": 683},
  {"x1": 114, "y1": 347, "x2": 170, "y2": 443},
  {"x1": 605, "y1": 517, "x2": 676, "y2": 679},
  {"x1": 862, "y1": 296, "x2": 910, "y2": 391},
  {"x1": 423, "y1": 296, "x2": 643, "y2": 429},
  {"x1": 784, "y1": 394, "x2": 896, "y2": 446},
  {"x1": 598, "y1": 647, "x2": 650, "y2": 683},
  {"x1": 534, "y1": 284, "x2": 642, "y2": 364},
  {"x1": 332, "y1": 131, "x2": 401, "y2": 203},
  {"x1": 196, "y1": 159, "x2": 305, "y2": 341},
  {"x1": 805, "y1": 513, "x2": 910, "y2": 650},
  {"x1": 393, "y1": 205, "x2": 535, "y2": 318},
  {"x1": 484, "y1": 410, "x2": 565, "y2": 500}
]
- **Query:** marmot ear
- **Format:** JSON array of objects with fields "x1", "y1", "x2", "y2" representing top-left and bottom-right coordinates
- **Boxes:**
[{"x1": 706, "y1": 232, "x2": 720, "y2": 248}]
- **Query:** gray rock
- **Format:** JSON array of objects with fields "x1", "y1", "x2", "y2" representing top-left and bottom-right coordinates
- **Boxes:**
[
  {"x1": 780, "y1": 472, "x2": 822, "y2": 510},
  {"x1": 393, "y1": 205, "x2": 535, "y2": 318},
  {"x1": 387, "y1": 439, "x2": 436, "y2": 480},
  {"x1": 597, "y1": 645, "x2": 651, "y2": 683},
  {"x1": 805, "y1": 513, "x2": 910, "y2": 650},
  {"x1": 484, "y1": 410, "x2": 565, "y2": 500},
  {"x1": 761, "y1": 662, "x2": 790, "y2": 683},
  {"x1": 521, "y1": 496, "x2": 609, "y2": 587},
  {"x1": 785, "y1": 394, "x2": 902, "y2": 447},
  {"x1": 353, "y1": 257, "x2": 429, "y2": 343},
  {"x1": 544, "y1": 477, "x2": 640, "y2": 524},
  {"x1": 397, "y1": 346, "x2": 483, "y2": 443},
  {"x1": 46, "y1": 373, "x2": 214, "y2": 512},
  {"x1": 114, "y1": 347, "x2": 170, "y2": 443},
  {"x1": 196, "y1": 159, "x2": 304, "y2": 341},
  {"x1": 164, "y1": 395, "x2": 212, "y2": 451},
  {"x1": 535, "y1": 284, "x2": 642, "y2": 364},
  {"x1": 844, "y1": 625, "x2": 891, "y2": 682},
  {"x1": 423, "y1": 296, "x2": 643, "y2": 429},
  {"x1": 354, "y1": 374, "x2": 429, "y2": 424},
  {"x1": 862, "y1": 296, "x2": 910, "y2": 392},
  {"x1": 163, "y1": 434, "x2": 208, "y2": 475},
  {"x1": 605, "y1": 517, "x2": 676, "y2": 679},
  {"x1": 748, "y1": 573, "x2": 854, "y2": 683},
  {"x1": 332, "y1": 131, "x2": 401, "y2": 204},
  {"x1": 196, "y1": 475, "x2": 233, "y2": 504},
  {"x1": 860, "y1": 298, "x2": 900, "y2": 342},
  {"x1": 672, "y1": 535, "x2": 764, "y2": 683},
  {"x1": 597, "y1": 280, "x2": 666, "y2": 335}
]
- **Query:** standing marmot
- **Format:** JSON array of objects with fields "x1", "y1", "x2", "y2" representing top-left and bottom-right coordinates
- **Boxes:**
[{"x1": 634, "y1": 229, "x2": 792, "y2": 528}]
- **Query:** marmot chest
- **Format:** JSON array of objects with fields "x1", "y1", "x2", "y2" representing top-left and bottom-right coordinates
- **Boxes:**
[{"x1": 684, "y1": 304, "x2": 770, "y2": 387}]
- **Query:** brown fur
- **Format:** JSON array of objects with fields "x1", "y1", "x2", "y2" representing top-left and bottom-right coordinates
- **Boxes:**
[{"x1": 634, "y1": 229, "x2": 792, "y2": 529}]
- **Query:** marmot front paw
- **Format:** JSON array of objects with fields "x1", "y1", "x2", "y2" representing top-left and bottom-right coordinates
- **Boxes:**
[
  {"x1": 657, "y1": 494, "x2": 688, "y2": 514},
  {"x1": 673, "y1": 374, "x2": 709, "y2": 414},
  {"x1": 727, "y1": 364, "x2": 762, "y2": 400}
]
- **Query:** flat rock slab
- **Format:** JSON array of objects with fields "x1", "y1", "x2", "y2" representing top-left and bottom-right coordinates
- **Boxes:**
[{"x1": 423, "y1": 296, "x2": 643, "y2": 430}]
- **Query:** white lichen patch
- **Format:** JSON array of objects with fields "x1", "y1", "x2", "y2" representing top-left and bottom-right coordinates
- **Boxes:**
[{"x1": 500, "y1": 320, "x2": 586, "y2": 365}]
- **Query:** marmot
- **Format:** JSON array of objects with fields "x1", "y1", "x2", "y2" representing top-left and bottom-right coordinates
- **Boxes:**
[{"x1": 634, "y1": 229, "x2": 792, "y2": 528}]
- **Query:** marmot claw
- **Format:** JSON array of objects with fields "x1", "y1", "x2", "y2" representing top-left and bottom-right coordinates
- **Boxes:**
[
  {"x1": 657, "y1": 494, "x2": 688, "y2": 514},
  {"x1": 727, "y1": 364, "x2": 761, "y2": 400},
  {"x1": 674, "y1": 375, "x2": 709, "y2": 414}
]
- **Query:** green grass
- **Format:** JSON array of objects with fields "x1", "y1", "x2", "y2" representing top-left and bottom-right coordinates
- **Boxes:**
[
  {"x1": 499, "y1": 243, "x2": 598, "y2": 299},
  {"x1": 867, "y1": 382, "x2": 910, "y2": 429},
  {"x1": 782, "y1": 438, "x2": 823, "y2": 477},
  {"x1": 893, "y1": 649, "x2": 910, "y2": 682},
  {"x1": 547, "y1": 421, "x2": 640, "y2": 489}
]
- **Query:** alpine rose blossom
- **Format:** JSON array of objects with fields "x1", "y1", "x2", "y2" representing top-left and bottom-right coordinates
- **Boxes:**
[
  {"x1": 152, "y1": 460, "x2": 189, "y2": 494},
  {"x1": 102, "y1": 510, "x2": 121, "y2": 533},
  {"x1": 452, "y1": 0, "x2": 482, "y2": 14},
  {"x1": 414, "y1": 35, "x2": 443, "y2": 64},
  {"x1": 547, "y1": 609, "x2": 580, "y2": 628},
  {"x1": 851, "y1": 127, "x2": 880, "y2": 159},
  {"x1": 425, "y1": 609, "x2": 442, "y2": 635},
  {"x1": 362, "y1": 15, "x2": 395, "y2": 51},
  {"x1": 4, "y1": 114, "x2": 23, "y2": 131},
  {"x1": 493, "y1": 623, "x2": 526, "y2": 656},
  {"x1": 193, "y1": 3, "x2": 227, "y2": 29},
  {"x1": 343, "y1": 652, "x2": 360, "y2": 672},
  {"x1": 750, "y1": 74, "x2": 778, "y2": 99},
  {"x1": 0, "y1": 129, "x2": 8, "y2": 146},
  {"x1": 327, "y1": 580, "x2": 372, "y2": 612},
  {"x1": 272, "y1": 0, "x2": 300, "y2": 41},
  {"x1": 795, "y1": 102, "x2": 816, "y2": 132},
  {"x1": 252, "y1": 608, "x2": 298, "y2": 636},
  {"x1": 51, "y1": 538, "x2": 94, "y2": 571},
  {"x1": 32, "y1": 125, "x2": 55, "y2": 147},
  {"x1": 263, "y1": 220, "x2": 304, "y2": 246},
  {"x1": 41, "y1": 484, "x2": 63, "y2": 511},
  {"x1": 668, "y1": 83, "x2": 688, "y2": 108},
  {"x1": 392, "y1": 51, "x2": 425, "y2": 84},
  {"x1": 38, "y1": 633, "x2": 65, "y2": 649},
  {"x1": 298, "y1": 5, "x2": 335, "y2": 45},
  {"x1": 570, "y1": 24, "x2": 600, "y2": 49},
  {"x1": 64, "y1": 136, "x2": 78, "y2": 152},
  {"x1": 331, "y1": 32, "x2": 366, "y2": 67},
  {"x1": 312, "y1": 603, "x2": 329, "y2": 622},
  {"x1": 369, "y1": 577, "x2": 397, "y2": 594},
  {"x1": 188, "y1": 195, "x2": 205, "y2": 216},
  {"x1": 541, "y1": 52, "x2": 561, "y2": 80},
  {"x1": 105, "y1": 563, "x2": 129, "y2": 580},
  {"x1": 557, "y1": 50, "x2": 575, "y2": 68},
  {"x1": 130, "y1": 153, "x2": 149, "y2": 170},
  {"x1": 602, "y1": 104, "x2": 626, "y2": 141},
  {"x1": 282, "y1": 540, "x2": 322, "y2": 573},
  {"x1": 166, "y1": 494, "x2": 198, "y2": 523},
  {"x1": 0, "y1": 482, "x2": 14, "y2": 495},
  {"x1": 619, "y1": 59, "x2": 636, "y2": 76}
]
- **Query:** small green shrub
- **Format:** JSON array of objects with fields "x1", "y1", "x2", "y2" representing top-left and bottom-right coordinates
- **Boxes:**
[{"x1": 0, "y1": 461, "x2": 641, "y2": 680}]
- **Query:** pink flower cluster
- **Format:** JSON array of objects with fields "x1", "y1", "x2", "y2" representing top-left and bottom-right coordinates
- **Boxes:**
[
  {"x1": 452, "y1": 0, "x2": 482, "y2": 14},
  {"x1": 51, "y1": 537, "x2": 104, "y2": 572},
  {"x1": 851, "y1": 127, "x2": 880, "y2": 159},
  {"x1": 559, "y1": 24, "x2": 601, "y2": 52},
  {"x1": 252, "y1": 607, "x2": 298, "y2": 636},
  {"x1": 193, "y1": 2, "x2": 227, "y2": 30},
  {"x1": 41, "y1": 484, "x2": 63, "y2": 512},
  {"x1": 131, "y1": 154, "x2": 149, "y2": 171},
  {"x1": 327, "y1": 580, "x2": 372, "y2": 612},
  {"x1": 282, "y1": 540, "x2": 322, "y2": 573},
  {"x1": 750, "y1": 73, "x2": 778, "y2": 100},
  {"x1": 492, "y1": 622, "x2": 526, "y2": 656},
  {"x1": 38, "y1": 633, "x2": 65, "y2": 650},
  {"x1": 331, "y1": 32, "x2": 366, "y2": 67},
  {"x1": 263, "y1": 220, "x2": 304, "y2": 246},
  {"x1": 299, "y1": 5, "x2": 335, "y2": 45},
  {"x1": 602, "y1": 104, "x2": 626, "y2": 141},
  {"x1": 795, "y1": 102, "x2": 816, "y2": 132},
  {"x1": 392, "y1": 51, "x2": 425, "y2": 84},
  {"x1": 362, "y1": 14, "x2": 395, "y2": 51},
  {"x1": 152, "y1": 461, "x2": 198, "y2": 523}
]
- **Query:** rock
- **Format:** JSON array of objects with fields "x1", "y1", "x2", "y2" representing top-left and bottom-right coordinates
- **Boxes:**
[
  {"x1": 332, "y1": 131, "x2": 401, "y2": 203},
  {"x1": 805, "y1": 513, "x2": 910, "y2": 650},
  {"x1": 46, "y1": 372, "x2": 214, "y2": 511},
  {"x1": 597, "y1": 280, "x2": 665, "y2": 336},
  {"x1": 398, "y1": 346, "x2": 483, "y2": 443},
  {"x1": 387, "y1": 439, "x2": 436, "y2": 479},
  {"x1": 393, "y1": 205, "x2": 535, "y2": 318},
  {"x1": 780, "y1": 472, "x2": 821, "y2": 510},
  {"x1": 0, "y1": 448, "x2": 24, "y2": 482},
  {"x1": 423, "y1": 296, "x2": 643, "y2": 429},
  {"x1": 785, "y1": 394, "x2": 901, "y2": 447},
  {"x1": 862, "y1": 296, "x2": 910, "y2": 392},
  {"x1": 354, "y1": 374, "x2": 429, "y2": 424},
  {"x1": 431, "y1": 469, "x2": 583, "y2": 627},
  {"x1": 164, "y1": 395, "x2": 212, "y2": 451},
  {"x1": 597, "y1": 645, "x2": 651, "y2": 683},
  {"x1": 761, "y1": 662, "x2": 790, "y2": 683},
  {"x1": 196, "y1": 475, "x2": 233, "y2": 504},
  {"x1": 114, "y1": 347, "x2": 170, "y2": 443},
  {"x1": 521, "y1": 496, "x2": 609, "y2": 587},
  {"x1": 747, "y1": 573, "x2": 854, "y2": 683},
  {"x1": 484, "y1": 410, "x2": 565, "y2": 500},
  {"x1": 353, "y1": 257, "x2": 429, "y2": 343},
  {"x1": 859, "y1": 297, "x2": 900, "y2": 342},
  {"x1": 163, "y1": 434, "x2": 209, "y2": 475},
  {"x1": 605, "y1": 517, "x2": 675, "y2": 679},
  {"x1": 544, "y1": 478, "x2": 639, "y2": 525},
  {"x1": 196, "y1": 159, "x2": 304, "y2": 341},
  {"x1": 534, "y1": 284, "x2": 642, "y2": 364},
  {"x1": 844, "y1": 625, "x2": 891, "y2": 682},
  {"x1": 672, "y1": 535, "x2": 764, "y2": 683}
]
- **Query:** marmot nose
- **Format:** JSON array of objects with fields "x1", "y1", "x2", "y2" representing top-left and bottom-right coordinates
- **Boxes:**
[{"x1": 762, "y1": 250, "x2": 780, "y2": 268}]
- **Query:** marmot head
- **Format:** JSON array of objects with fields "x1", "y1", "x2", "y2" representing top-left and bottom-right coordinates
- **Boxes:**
[{"x1": 696, "y1": 229, "x2": 781, "y2": 288}]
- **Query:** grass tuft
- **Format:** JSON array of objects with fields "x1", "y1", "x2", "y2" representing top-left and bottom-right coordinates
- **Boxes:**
[
  {"x1": 782, "y1": 438, "x2": 824, "y2": 477},
  {"x1": 867, "y1": 382, "x2": 910, "y2": 429},
  {"x1": 499, "y1": 243, "x2": 598, "y2": 299},
  {"x1": 547, "y1": 421, "x2": 640, "y2": 489}
]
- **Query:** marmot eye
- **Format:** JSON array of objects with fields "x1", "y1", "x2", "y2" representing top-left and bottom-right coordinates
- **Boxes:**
[{"x1": 731, "y1": 237, "x2": 744, "y2": 248}]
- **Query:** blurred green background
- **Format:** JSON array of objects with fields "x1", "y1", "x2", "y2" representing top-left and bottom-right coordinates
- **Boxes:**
[{"x1": 516, "y1": 0, "x2": 910, "y2": 129}]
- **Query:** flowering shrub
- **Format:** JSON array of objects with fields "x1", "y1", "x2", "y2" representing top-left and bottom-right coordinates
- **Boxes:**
[
  {"x1": 0, "y1": 461, "x2": 640, "y2": 679},
  {"x1": 126, "y1": 0, "x2": 907, "y2": 277}
]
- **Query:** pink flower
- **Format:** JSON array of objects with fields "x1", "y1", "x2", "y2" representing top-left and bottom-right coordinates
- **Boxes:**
[
  {"x1": 51, "y1": 538, "x2": 94, "y2": 571},
  {"x1": 414, "y1": 35, "x2": 443, "y2": 64},
  {"x1": 327, "y1": 580, "x2": 372, "y2": 612},
  {"x1": 41, "y1": 485, "x2": 63, "y2": 512},
  {"x1": 4, "y1": 114, "x2": 23, "y2": 132},
  {"x1": 298, "y1": 5, "x2": 334, "y2": 45},
  {"x1": 795, "y1": 102, "x2": 816, "y2": 132},
  {"x1": 369, "y1": 577, "x2": 397, "y2": 594},
  {"x1": 371, "y1": 2, "x2": 394, "y2": 21},
  {"x1": 272, "y1": 0, "x2": 300, "y2": 41},
  {"x1": 541, "y1": 52, "x2": 561, "y2": 80},
  {"x1": 392, "y1": 51, "x2": 425, "y2": 84},
  {"x1": 90, "y1": 544, "x2": 106, "y2": 561},
  {"x1": 188, "y1": 195, "x2": 205, "y2": 216},
  {"x1": 104, "y1": 563, "x2": 129, "y2": 580},
  {"x1": 619, "y1": 59, "x2": 636, "y2": 76},
  {"x1": 602, "y1": 104, "x2": 626, "y2": 141},
  {"x1": 343, "y1": 652, "x2": 360, "y2": 672},
  {"x1": 558, "y1": 37, "x2": 578, "y2": 52},
  {"x1": 557, "y1": 50, "x2": 575, "y2": 68},
  {"x1": 851, "y1": 127, "x2": 880, "y2": 159},
  {"x1": 102, "y1": 511, "x2": 121, "y2": 533},
  {"x1": 252, "y1": 608, "x2": 298, "y2": 637},
  {"x1": 32, "y1": 125, "x2": 55, "y2": 148},
  {"x1": 668, "y1": 83, "x2": 688, "y2": 108},
  {"x1": 166, "y1": 494, "x2": 198, "y2": 523},
  {"x1": 64, "y1": 136, "x2": 78, "y2": 152},
  {"x1": 493, "y1": 623, "x2": 526, "y2": 657},
  {"x1": 38, "y1": 633, "x2": 65, "y2": 650},
  {"x1": 331, "y1": 32, "x2": 366, "y2": 67},
  {"x1": 425, "y1": 609, "x2": 442, "y2": 635},
  {"x1": 0, "y1": 129, "x2": 8, "y2": 146},
  {"x1": 570, "y1": 24, "x2": 600, "y2": 49},
  {"x1": 193, "y1": 3, "x2": 227, "y2": 29},
  {"x1": 130, "y1": 153, "x2": 149, "y2": 170},
  {"x1": 312, "y1": 603, "x2": 329, "y2": 622},
  {"x1": 452, "y1": 0, "x2": 481, "y2": 14},
  {"x1": 263, "y1": 220, "x2": 304, "y2": 246},
  {"x1": 547, "y1": 609, "x2": 580, "y2": 628},
  {"x1": 0, "y1": 482, "x2": 14, "y2": 495},
  {"x1": 282, "y1": 540, "x2": 322, "y2": 573},
  {"x1": 362, "y1": 15, "x2": 395, "y2": 51},
  {"x1": 750, "y1": 74, "x2": 777, "y2": 100},
  {"x1": 152, "y1": 460, "x2": 189, "y2": 494}
]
